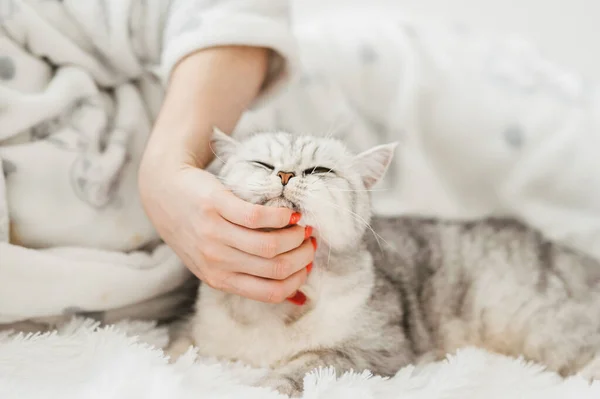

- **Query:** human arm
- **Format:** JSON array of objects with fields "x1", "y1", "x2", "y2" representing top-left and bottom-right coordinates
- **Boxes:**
[{"x1": 138, "y1": 46, "x2": 313, "y2": 303}]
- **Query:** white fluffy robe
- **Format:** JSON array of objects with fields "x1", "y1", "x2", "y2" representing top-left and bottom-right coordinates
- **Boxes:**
[{"x1": 0, "y1": 318, "x2": 599, "y2": 399}]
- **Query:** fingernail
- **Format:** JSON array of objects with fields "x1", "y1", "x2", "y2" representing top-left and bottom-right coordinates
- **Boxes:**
[
  {"x1": 289, "y1": 212, "x2": 302, "y2": 225},
  {"x1": 311, "y1": 237, "x2": 318, "y2": 251},
  {"x1": 304, "y1": 226, "x2": 313, "y2": 239},
  {"x1": 306, "y1": 263, "x2": 313, "y2": 274},
  {"x1": 286, "y1": 290, "x2": 307, "y2": 306}
]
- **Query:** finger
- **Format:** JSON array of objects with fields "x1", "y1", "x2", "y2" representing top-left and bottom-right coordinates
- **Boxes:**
[
  {"x1": 221, "y1": 238, "x2": 315, "y2": 280},
  {"x1": 218, "y1": 268, "x2": 308, "y2": 303},
  {"x1": 212, "y1": 190, "x2": 298, "y2": 229},
  {"x1": 220, "y1": 223, "x2": 312, "y2": 259}
]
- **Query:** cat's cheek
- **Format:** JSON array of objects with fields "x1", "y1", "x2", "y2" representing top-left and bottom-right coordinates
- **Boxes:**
[
  {"x1": 303, "y1": 209, "x2": 349, "y2": 250},
  {"x1": 322, "y1": 226, "x2": 359, "y2": 250},
  {"x1": 300, "y1": 195, "x2": 326, "y2": 220}
]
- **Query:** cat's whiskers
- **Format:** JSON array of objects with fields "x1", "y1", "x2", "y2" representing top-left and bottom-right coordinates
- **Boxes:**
[
  {"x1": 304, "y1": 207, "x2": 330, "y2": 266},
  {"x1": 303, "y1": 207, "x2": 329, "y2": 293},
  {"x1": 209, "y1": 143, "x2": 228, "y2": 166},
  {"x1": 215, "y1": 188, "x2": 266, "y2": 196},
  {"x1": 322, "y1": 112, "x2": 353, "y2": 140},
  {"x1": 304, "y1": 192, "x2": 388, "y2": 253},
  {"x1": 214, "y1": 185, "x2": 266, "y2": 194},
  {"x1": 327, "y1": 188, "x2": 389, "y2": 193},
  {"x1": 216, "y1": 178, "x2": 271, "y2": 194}
]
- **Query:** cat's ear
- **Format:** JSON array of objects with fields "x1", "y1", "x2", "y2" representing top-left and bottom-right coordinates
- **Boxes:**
[
  {"x1": 353, "y1": 142, "x2": 398, "y2": 189},
  {"x1": 210, "y1": 126, "x2": 239, "y2": 163}
]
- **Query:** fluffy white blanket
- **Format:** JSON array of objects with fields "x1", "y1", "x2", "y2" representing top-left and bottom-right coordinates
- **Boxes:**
[{"x1": 0, "y1": 319, "x2": 598, "y2": 399}]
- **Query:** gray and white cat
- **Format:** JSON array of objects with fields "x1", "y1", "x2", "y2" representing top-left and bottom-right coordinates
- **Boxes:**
[{"x1": 169, "y1": 129, "x2": 600, "y2": 397}]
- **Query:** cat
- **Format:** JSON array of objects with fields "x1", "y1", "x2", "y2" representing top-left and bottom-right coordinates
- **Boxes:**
[{"x1": 168, "y1": 128, "x2": 600, "y2": 397}]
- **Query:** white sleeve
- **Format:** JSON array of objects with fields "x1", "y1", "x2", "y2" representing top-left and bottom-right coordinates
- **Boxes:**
[{"x1": 160, "y1": 0, "x2": 298, "y2": 101}]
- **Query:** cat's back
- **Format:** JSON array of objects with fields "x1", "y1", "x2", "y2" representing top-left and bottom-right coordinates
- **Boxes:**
[
  {"x1": 367, "y1": 216, "x2": 600, "y2": 302},
  {"x1": 366, "y1": 216, "x2": 600, "y2": 357}
]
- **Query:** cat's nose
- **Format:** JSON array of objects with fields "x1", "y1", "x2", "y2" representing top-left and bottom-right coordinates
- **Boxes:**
[{"x1": 277, "y1": 171, "x2": 295, "y2": 186}]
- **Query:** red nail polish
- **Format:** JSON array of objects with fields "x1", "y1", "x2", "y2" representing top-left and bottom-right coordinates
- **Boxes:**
[
  {"x1": 286, "y1": 291, "x2": 307, "y2": 306},
  {"x1": 289, "y1": 212, "x2": 302, "y2": 225},
  {"x1": 311, "y1": 237, "x2": 318, "y2": 251},
  {"x1": 304, "y1": 226, "x2": 313, "y2": 239},
  {"x1": 306, "y1": 263, "x2": 313, "y2": 274}
]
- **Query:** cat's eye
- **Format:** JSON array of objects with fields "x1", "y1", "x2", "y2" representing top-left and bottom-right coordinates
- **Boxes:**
[
  {"x1": 250, "y1": 161, "x2": 275, "y2": 171},
  {"x1": 303, "y1": 166, "x2": 334, "y2": 176}
]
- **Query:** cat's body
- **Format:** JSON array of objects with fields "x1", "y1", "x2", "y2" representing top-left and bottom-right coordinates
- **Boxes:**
[
  {"x1": 169, "y1": 130, "x2": 600, "y2": 396},
  {"x1": 369, "y1": 217, "x2": 600, "y2": 374}
]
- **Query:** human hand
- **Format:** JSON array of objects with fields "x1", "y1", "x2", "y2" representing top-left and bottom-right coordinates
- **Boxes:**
[
  {"x1": 139, "y1": 165, "x2": 315, "y2": 303},
  {"x1": 138, "y1": 45, "x2": 314, "y2": 302}
]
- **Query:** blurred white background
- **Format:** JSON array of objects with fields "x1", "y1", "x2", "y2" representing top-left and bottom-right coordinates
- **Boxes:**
[{"x1": 297, "y1": 0, "x2": 600, "y2": 81}]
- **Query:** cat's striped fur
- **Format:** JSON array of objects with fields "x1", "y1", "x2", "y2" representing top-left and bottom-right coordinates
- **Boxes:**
[{"x1": 170, "y1": 130, "x2": 600, "y2": 396}]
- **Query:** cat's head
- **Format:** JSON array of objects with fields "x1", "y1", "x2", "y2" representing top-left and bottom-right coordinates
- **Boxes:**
[{"x1": 211, "y1": 128, "x2": 396, "y2": 250}]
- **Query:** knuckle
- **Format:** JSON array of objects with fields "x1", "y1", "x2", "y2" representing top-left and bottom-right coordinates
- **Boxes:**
[
  {"x1": 244, "y1": 205, "x2": 263, "y2": 228},
  {"x1": 203, "y1": 273, "x2": 220, "y2": 290},
  {"x1": 208, "y1": 273, "x2": 234, "y2": 293},
  {"x1": 196, "y1": 198, "x2": 214, "y2": 216},
  {"x1": 258, "y1": 237, "x2": 279, "y2": 258},
  {"x1": 202, "y1": 244, "x2": 223, "y2": 264},
  {"x1": 271, "y1": 256, "x2": 291, "y2": 280},
  {"x1": 266, "y1": 285, "x2": 286, "y2": 304}
]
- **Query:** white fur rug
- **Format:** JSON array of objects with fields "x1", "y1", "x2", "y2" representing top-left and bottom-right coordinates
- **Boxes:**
[{"x1": 0, "y1": 318, "x2": 598, "y2": 399}]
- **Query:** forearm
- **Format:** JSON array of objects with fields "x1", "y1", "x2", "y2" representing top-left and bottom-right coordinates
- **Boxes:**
[{"x1": 141, "y1": 46, "x2": 269, "y2": 175}]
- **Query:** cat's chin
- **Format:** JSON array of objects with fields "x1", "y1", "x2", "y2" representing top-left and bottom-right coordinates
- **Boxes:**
[{"x1": 262, "y1": 197, "x2": 299, "y2": 212}]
